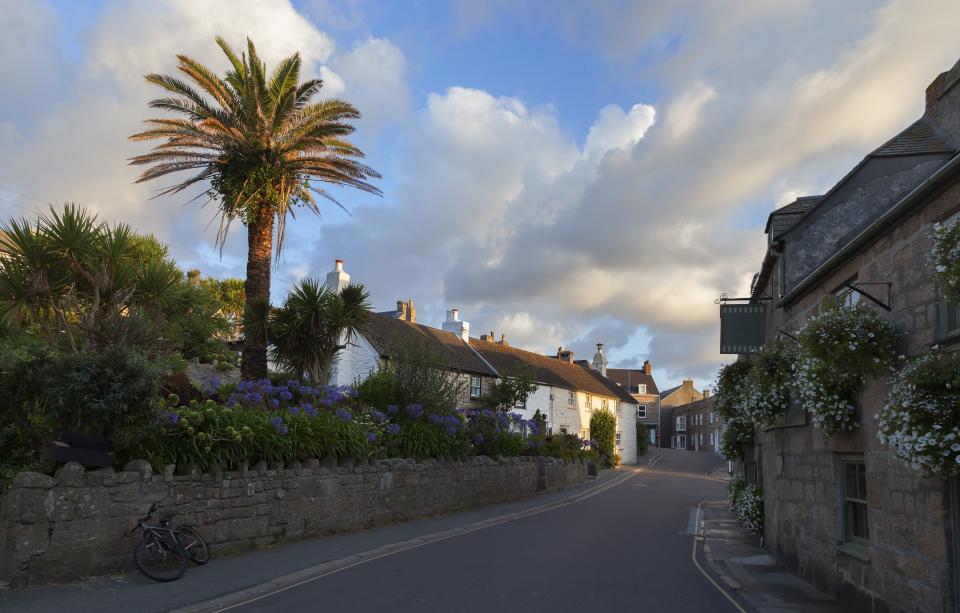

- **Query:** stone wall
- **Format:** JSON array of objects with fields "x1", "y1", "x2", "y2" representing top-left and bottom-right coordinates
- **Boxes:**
[
  {"x1": 0, "y1": 456, "x2": 587, "y2": 588},
  {"x1": 752, "y1": 164, "x2": 960, "y2": 611}
]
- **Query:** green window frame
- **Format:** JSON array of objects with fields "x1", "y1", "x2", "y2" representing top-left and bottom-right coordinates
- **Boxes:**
[{"x1": 840, "y1": 457, "x2": 869, "y2": 551}]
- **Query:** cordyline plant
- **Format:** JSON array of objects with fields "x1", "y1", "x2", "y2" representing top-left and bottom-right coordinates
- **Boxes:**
[{"x1": 130, "y1": 37, "x2": 381, "y2": 380}]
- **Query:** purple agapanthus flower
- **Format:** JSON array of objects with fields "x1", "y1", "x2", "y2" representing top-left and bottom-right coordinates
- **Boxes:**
[
  {"x1": 268, "y1": 398, "x2": 280, "y2": 409},
  {"x1": 336, "y1": 407, "x2": 352, "y2": 422},
  {"x1": 406, "y1": 404, "x2": 423, "y2": 419},
  {"x1": 369, "y1": 409, "x2": 387, "y2": 424},
  {"x1": 168, "y1": 412, "x2": 180, "y2": 425},
  {"x1": 365, "y1": 431, "x2": 377, "y2": 442},
  {"x1": 428, "y1": 414, "x2": 442, "y2": 424},
  {"x1": 445, "y1": 424, "x2": 457, "y2": 435},
  {"x1": 288, "y1": 406, "x2": 300, "y2": 416},
  {"x1": 278, "y1": 388, "x2": 294, "y2": 401},
  {"x1": 386, "y1": 423, "x2": 401, "y2": 436},
  {"x1": 387, "y1": 404, "x2": 399, "y2": 414}
]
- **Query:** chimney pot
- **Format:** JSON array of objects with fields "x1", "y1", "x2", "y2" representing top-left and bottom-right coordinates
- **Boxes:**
[{"x1": 643, "y1": 360, "x2": 652, "y2": 375}]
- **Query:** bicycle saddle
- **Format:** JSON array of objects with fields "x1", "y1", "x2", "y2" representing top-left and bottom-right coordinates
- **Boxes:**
[{"x1": 158, "y1": 510, "x2": 175, "y2": 523}]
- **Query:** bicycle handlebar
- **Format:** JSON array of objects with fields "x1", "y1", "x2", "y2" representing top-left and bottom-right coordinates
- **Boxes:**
[{"x1": 129, "y1": 502, "x2": 160, "y2": 534}]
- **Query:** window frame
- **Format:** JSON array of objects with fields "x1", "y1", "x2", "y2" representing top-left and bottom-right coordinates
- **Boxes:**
[
  {"x1": 677, "y1": 416, "x2": 686, "y2": 431},
  {"x1": 585, "y1": 394, "x2": 593, "y2": 410},
  {"x1": 567, "y1": 391, "x2": 575, "y2": 407},
  {"x1": 838, "y1": 456, "x2": 870, "y2": 558},
  {"x1": 615, "y1": 431, "x2": 622, "y2": 449},
  {"x1": 638, "y1": 384, "x2": 647, "y2": 394},
  {"x1": 600, "y1": 398, "x2": 609, "y2": 411},
  {"x1": 637, "y1": 404, "x2": 647, "y2": 419},
  {"x1": 469, "y1": 375, "x2": 482, "y2": 400}
]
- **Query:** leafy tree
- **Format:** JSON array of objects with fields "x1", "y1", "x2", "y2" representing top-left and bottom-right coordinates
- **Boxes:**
[
  {"x1": 589, "y1": 408, "x2": 617, "y2": 468},
  {"x1": 487, "y1": 364, "x2": 538, "y2": 412},
  {"x1": 636, "y1": 421, "x2": 648, "y2": 456},
  {"x1": 130, "y1": 37, "x2": 381, "y2": 380},
  {"x1": 0, "y1": 205, "x2": 187, "y2": 353},
  {"x1": 269, "y1": 279, "x2": 370, "y2": 383}
]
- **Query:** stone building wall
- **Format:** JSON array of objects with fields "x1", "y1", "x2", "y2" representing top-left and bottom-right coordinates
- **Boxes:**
[
  {"x1": 753, "y1": 173, "x2": 960, "y2": 611},
  {"x1": 0, "y1": 456, "x2": 587, "y2": 588}
]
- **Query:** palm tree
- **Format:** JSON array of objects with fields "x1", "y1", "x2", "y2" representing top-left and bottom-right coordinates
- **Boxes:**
[
  {"x1": 269, "y1": 279, "x2": 370, "y2": 383},
  {"x1": 129, "y1": 37, "x2": 381, "y2": 380}
]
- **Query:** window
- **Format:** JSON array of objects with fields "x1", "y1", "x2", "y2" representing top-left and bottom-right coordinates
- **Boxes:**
[
  {"x1": 567, "y1": 391, "x2": 575, "y2": 407},
  {"x1": 834, "y1": 276, "x2": 861, "y2": 308},
  {"x1": 935, "y1": 299, "x2": 960, "y2": 342},
  {"x1": 840, "y1": 457, "x2": 869, "y2": 550},
  {"x1": 559, "y1": 426, "x2": 568, "y2": 434},
  {"x1": 601, "y1": 398, "x2": 608, "y2": 410},
  {"x1": 676, "y1": 416, "x2": 686, "y2": 431},
  {"x1": 709, "y1": 412, "x2": 715, "y2": 424},
  {"x1": 637, "y1": 405, "x2": 647, "y2": 419},
  {"x1": 676, "y1": 434, "x2": 686, "y2": 449},
  {"x1": 638, "y1": 384, "x2": 647, "y2": 394},
  {"x1": 470, "y1": 376, "x2": 482, "y2": 400},
  {"x1": 581, "y1": 429, "x2": 589, "y2": 440},
  {"x1": 585, "y1": 395, "x2": 593, "y2": 410},
  {"x1": 615, "y1": 431, "x2": 622, "y2": 448},
  {"x1": 710, "y1": 431, "x2": 716, "y2": 449}
]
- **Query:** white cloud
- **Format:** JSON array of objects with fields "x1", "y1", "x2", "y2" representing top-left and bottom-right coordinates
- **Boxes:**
[
  {"x1": 665, "y1": 83, "x2": 715, "y2": 141},
  {"x1": 332, "y1": 37, "x2": 410, "y2": 130},
  {"x1": 583, "y1": 103, "x2": 656, "y2": 158}
]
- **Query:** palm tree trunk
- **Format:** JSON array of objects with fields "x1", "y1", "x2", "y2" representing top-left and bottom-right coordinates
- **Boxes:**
[{"x1": 241, "y1": 204, "x2": 274, "y2": 380}]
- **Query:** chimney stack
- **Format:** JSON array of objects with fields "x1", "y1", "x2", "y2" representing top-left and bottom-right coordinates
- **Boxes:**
[
  {"x1": 395, "y1": 299, "x2": 416, "y2": 323},
  {"x1": 591, "y1": 343, "x2": 607, "y2": 376},
  {"x1": 498, "y1": 333, "x2": 508, "y2": 346},
  {"x1": 643, "y1": 360, "x2": 652, "y2": 375},
  {"x1": 557, "y1": 347, "x2": 574, "y2": 363},
  {"x1": 324, "y1": 259, "x2": 351, "y2": 293},
  {"x1": 442, "y1": 308, "x2": 470, "y2": 343}
]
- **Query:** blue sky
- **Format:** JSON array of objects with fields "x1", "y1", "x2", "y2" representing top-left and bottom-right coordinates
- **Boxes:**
[{"x1": 2, "y1": 0, "x2": 959, "y2": 389}]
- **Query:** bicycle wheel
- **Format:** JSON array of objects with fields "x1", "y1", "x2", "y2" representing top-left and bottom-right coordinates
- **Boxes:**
[
  {"x1": 176, "y1": 526, "x2": 210, "y2": 565},
  {"x1": 134, "y1": 532, "x2": 188, "y2": 582}
]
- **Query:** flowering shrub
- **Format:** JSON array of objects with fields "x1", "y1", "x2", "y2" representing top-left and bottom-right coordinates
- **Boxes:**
[
  {"x1": 714, "y1": 359, "x2": 753, "y2": 420},
  {"x1": 727, "y1": 473, "x2": 763, "y2": 534},
  {"x1": 877, "y1": 350, "x2": 960, "y2": 477},
  {"x1": 465, "y1": 409, "x2": 526, "y2": 458},
  {"x1": 931, "y1": 219, "x2": 960, "y2": 305},
  {"x1": 796, "y1": 303, "x2": 899, "y2": 436},
  {"x1": 741, "y1": 341, "x2": 797, "y2": 426},
  {"x1": 719, "y1": 416, "x2": 753, "y2": 460}
]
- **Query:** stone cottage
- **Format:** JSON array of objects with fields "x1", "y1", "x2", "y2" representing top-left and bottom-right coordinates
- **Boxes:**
[
  {"x1": 607, "y1": 361, "x2": 661, "y2": 447},
  {"x1": 739, "y1": 58, "x2": 960, "y2": 612}
]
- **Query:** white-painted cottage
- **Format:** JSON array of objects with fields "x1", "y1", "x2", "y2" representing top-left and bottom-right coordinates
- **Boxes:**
[{"x1": 324, "y1": 260, "x2": 638, "y2": 464}]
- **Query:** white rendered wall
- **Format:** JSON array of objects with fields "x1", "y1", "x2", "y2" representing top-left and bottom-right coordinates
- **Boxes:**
[
  {"x1": 615, "y1": 400, "x2": 638, "y2": 465},
  {"x1": 328, "y1": 332, "x2": 381, "y2": 387}
]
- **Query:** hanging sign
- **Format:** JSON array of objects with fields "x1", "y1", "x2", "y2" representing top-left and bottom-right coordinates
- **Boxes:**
[{"x1": 720, "y1": 304, "x2": 766, "y2": 354}]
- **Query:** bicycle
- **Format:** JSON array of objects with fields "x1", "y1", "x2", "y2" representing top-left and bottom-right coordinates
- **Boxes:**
[{"x1": 131, "y1": 502, "x2": 210, "y2": 582}]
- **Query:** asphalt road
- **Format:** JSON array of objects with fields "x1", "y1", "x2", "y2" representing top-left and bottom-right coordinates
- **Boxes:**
[{"x1": 224, "y1": 449, "x2": 735, "y2": 613}]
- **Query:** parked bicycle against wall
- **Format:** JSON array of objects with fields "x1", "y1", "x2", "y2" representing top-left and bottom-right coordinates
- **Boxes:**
[{"x1": 130, "y1": 502, "x2": 210, "y2": 582}]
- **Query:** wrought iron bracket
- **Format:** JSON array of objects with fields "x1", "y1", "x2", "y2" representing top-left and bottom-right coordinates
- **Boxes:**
[
  {"x1": 844, "y1": 282, "x2": 892, "y2": 311},
  {"x1": 776, "y1": 329, "x2": 799, "y2": 342}
]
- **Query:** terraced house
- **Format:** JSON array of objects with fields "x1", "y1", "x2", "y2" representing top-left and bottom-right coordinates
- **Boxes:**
[
  {"x1": 737, "y1": 58, "x2": 960, "y2": 612},
  {"x1": 325, "y1": 262, "x2": 638, "y2": 463}
]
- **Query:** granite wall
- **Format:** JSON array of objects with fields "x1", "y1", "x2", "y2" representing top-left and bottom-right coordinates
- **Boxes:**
[{"x1": 0, "y1": 455, "x2": 586, "y2": 587}]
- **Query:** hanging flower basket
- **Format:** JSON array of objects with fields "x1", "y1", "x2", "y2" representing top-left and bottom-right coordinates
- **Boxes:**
[
  {"x1": 877, "y1": 350, "x2": 960, "y2": 477},
  {"x1": 720, "y1": 416, "x2": 754, "y2": 460},
  {"x1": 741, "y1": 340, "x2": 797, "y2": 427},
  {"x1": 796, "y1": 302, "x2": 899, "y2": 437},
  {"x1": 714, "y1": 359, "x2": 753, "y2": 420},
  {"x1": 931, "y1": 220, "x2": 960, "y2": 305}
]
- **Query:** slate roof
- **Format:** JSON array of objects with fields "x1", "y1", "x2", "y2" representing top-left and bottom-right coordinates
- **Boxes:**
[
  {"x1": 360, "y1": 312, "x2": 497, "y2": 376},
  {"x1": 935, "y1": 57, "x2": 960, "y2": 100},
  {"x1": 870, "y1": 119, "x2": 954, "y2": 157},
  {"x1": 472, "y1": 340, "x2": 635, "y2": 403},
  {"x1": 659, "y1": 385, "x2": 681, "y2": 400},
  {"x1": 605, "y1": 368, "x2": 660, "y2": 395},
  {"x1": 764, "y1": 195, "x2": 822, "y2": 238}
]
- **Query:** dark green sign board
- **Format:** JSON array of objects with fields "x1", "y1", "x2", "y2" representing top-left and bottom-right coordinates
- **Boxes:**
[{"x1": 720, "y1": 304, "x2": 766, "y2": 354}]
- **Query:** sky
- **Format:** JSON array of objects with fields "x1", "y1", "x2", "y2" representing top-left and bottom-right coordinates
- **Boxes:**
[{"x1": 1, "y1": 0, "x2": 959, "y2": 391}]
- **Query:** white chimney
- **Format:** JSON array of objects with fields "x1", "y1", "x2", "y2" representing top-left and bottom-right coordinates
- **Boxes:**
[
  {"x1": 442, "y1": 308, "x2": 470, "y2": 343},
  {"x1": 324, "y1": 259, "x2": 350, "y2": 293},
  {"x1": 592, "y1": 343, "x2": 607, "y2": 376}
]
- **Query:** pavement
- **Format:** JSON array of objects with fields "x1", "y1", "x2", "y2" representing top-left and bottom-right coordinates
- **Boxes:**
[
  {"x1": 0, "y1": 449, "x2": 846, "y2": 612},
  {"x1": 694, "y1": 475, "x2": 850, "y2": 612}
]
